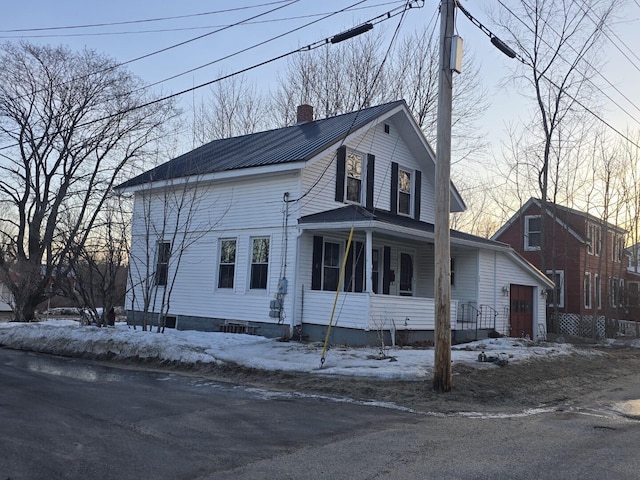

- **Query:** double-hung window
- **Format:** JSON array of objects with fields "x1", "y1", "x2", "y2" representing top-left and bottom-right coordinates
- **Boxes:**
[
  {"x1": 398, "y1": 169, "x2": 412, "y2": 216},
  {"x1": 155, "y1": 241, "x2": 171, "y2": 286},
  {"x1": 346, "y1": 150, "x2": 363, "y2": 203},
  {"x1": 525, "y1": 215, "x2": 542, "y2": 250},
  {"x1": 218, "y1": 239, "x2": 236, "y2": 289},
  {"x1": 250, "y1": 238, "x2": 269, "y2": 290},
  {"x1": 546, "y1": 270, "x2": 564, "y2": 308},
  {"x1": 584, "y1": 272, "x2": 591, "y2": 309},
  {"x1": 323, "y1": 241, "x2": 341, "y2": 291}
]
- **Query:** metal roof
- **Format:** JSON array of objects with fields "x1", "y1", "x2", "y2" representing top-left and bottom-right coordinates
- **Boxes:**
[
  {"x1": 118, "y1": 100, "x2": 405, "y2": 189},
  {"x1": 298, "y1": 205, "x2": 507, "y2": 248}
]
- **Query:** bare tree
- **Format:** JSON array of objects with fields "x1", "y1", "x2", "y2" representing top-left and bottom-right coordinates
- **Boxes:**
[
  {"x1": 192, "y1": 74, "x2": 271, "y2": 144},
  {"x1": 58, "y1": 194, "x2": 131, "y2": 325},
  {"x1": 492, "y1": 0, "x2": 619, "y2": 270},
  {"x1": 0, "y1": 41, "x2": 177, "y2": 322},
  {"x1": 126, "y1": 170, "x2": 227, "y2": 332}
]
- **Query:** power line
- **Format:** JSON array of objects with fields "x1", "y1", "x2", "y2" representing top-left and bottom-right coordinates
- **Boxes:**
[
  {"x1": 496, "y1": 0, "x2": 640, "y2": 123},
  {"x1": 136, "y1": 0, "x2": 372, "y2": 94},
  {"x1": 0, "y1": 1, "x2": 293, "y2": 32},
  {"x1": 0, "y1": 1, "x2": 423, "y2": 153},
  {"x1": 0, "y1": 2, "x2": 407, "y2": 39},
  {"x1": 457, "y1": 0, "x2": 640, "y2": 149}
]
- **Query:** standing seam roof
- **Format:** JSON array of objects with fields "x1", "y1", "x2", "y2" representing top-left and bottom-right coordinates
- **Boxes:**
[{"x1": 117, "y1": 100, "x2": 405, "y2": 189}]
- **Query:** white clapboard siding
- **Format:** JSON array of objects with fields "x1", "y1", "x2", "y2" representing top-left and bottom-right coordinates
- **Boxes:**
[
  {"x1": 127, "y1": 171, "x2": 301, "y2": 323},
  {"x1": 370, "y1": 296, "x2": 458, "y2": 330},
  {"x1": 299, "y1": 118, "x2": 436, "y2": 222},
  {"x1": 299, "y1": 291, "x2": 370, "y2": 329},
  {"x1": 478, "y1": 250, "x2": 546, "y2": 337}
]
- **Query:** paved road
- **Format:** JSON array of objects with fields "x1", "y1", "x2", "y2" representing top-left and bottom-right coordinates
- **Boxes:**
[{"x1": 2, "y1": 348, "x2": 640, "y2": 480}]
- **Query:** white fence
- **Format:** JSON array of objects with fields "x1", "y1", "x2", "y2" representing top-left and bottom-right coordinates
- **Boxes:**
[{"x1": 553, "y1": 313, "x2": 640, "y2": 338}]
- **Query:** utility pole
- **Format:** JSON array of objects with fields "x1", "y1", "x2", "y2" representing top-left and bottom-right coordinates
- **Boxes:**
[{"x1": 433, "y1": 0, "x2": 455, "y2": 392}]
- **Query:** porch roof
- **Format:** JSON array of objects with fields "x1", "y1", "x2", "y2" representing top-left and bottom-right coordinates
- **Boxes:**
[{"x1": 298, "y1": 205, "x2": 506, "y2": 249}]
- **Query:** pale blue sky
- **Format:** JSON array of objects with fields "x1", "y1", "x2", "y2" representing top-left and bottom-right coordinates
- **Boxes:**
[{"x1": 3, "y1": 0, "x2": 640, "y2": 160}]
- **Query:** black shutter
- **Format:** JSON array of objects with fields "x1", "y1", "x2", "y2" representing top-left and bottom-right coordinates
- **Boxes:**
[
  {"x1": 414, "y1": 170, "x2": 422, "y2": 220},
  {"x1": 312, "y1": 236, "x2": 323, "y2": 290},
  {"x1": 391, "y1": 162, "x2": 398, "y2": 214},
  {"x1": 366, "y1": 154, "x2": 375, "y2": 210},
  {"x1": 335, "y1": 146, "x2": 346, "y2": 202},
  {"x1": 383, "y1": 246, "x2": 391, "y2": 295},
  {"x1": 354, "y1": 241, "x2": 365, "y2": 292}
]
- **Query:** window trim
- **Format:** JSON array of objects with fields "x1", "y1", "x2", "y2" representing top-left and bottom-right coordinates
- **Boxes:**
[
  {"x1": 345, "y1": 148, "x2": 365, "y2": 205},
  {"x1": 217, "y1": 238, "x2": 237, "y2": 289},
  {"x1": 584, "y1": 272, "x2": 591, "y2": 309},
  {"x1": 249, "y1": 237, "x2": 270, "y2": 290},
  {"x1": 154, "y1": 241, "x2": 171, "y2": 286},
  {"x1": 397, "y1": 167, "x2": 413, "y2": 217},
  {"x1": 587, "y1": 223, "x2": 601, "y2": 256},
  {"x1": 524, "y1": 215, "x2": 542, "y2": 251},
  {"x1": 546, "y1": 269, "x2": 564, "y2": 308},
  {"x1": 398, "y1": 251, "x2": 415, "y2": 296},
  {"x1": 322, "y1": 239, "x2": 342, "y2": 292}
]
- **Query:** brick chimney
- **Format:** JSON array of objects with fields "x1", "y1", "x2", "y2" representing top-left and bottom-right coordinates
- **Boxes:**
[{"x1": 296, "y1": 104, "x2": 314, "y2": 123}]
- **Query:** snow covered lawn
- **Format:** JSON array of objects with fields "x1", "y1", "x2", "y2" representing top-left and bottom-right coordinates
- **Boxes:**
[{"x1": 0, "y1": 319, "x2": 587, "y2": 380}]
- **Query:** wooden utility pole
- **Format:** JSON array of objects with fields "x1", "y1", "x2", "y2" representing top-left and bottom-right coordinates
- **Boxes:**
[{"x1": 433, "y1": 0, "x2": 455, "y2": 392}]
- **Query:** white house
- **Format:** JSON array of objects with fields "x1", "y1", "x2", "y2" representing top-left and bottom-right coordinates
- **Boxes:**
[{"x1": 118, "y1": 100, "x2": 553, "y2": 345}]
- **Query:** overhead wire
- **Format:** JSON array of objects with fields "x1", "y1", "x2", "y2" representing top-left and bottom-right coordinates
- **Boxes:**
[
  {"x1": 495, "y1": 0, "x2": 640, "y2": 122},
  {"x1": 0, "y1": 1, "x2": 407, "y2": 39},
  {"x1": 3, "y1": 0, "x2": 299, "y2": 106},
  {"x1": 136, "y1": 0, "x2": 371, "y2": 95},
  {"x1": 0, "y1": 1, "x2": 422, "y2": 152},
  {"x1": 0, "y1": 1, "x2": 294, "y2": 33},
  {"x1": 457, "y1": 0, "x2": 640, "y2": 150}
]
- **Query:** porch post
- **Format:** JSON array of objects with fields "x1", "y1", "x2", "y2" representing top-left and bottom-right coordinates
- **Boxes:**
[{"x1": 365, "y1": 229, "x2": 373, "y2": 293}]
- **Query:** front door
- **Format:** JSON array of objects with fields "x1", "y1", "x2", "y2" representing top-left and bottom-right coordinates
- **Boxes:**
[{"x1": 510, "y1": 284, "x2": 533, "y2": 338}]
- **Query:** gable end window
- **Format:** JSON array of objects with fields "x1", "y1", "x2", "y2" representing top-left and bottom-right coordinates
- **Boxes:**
[
  {"x1": 398, "y1": 168, "x2": 412, "y2": 216},
  {"x1": 524, "y1": 215, "x2": 542, "y2": 251},
  {"x1": 250, "y1": 238, "x2": 269, "y2": 290},
  {"x1": 218, "y1": 239, "x2": 237, "y2": 289},
  {"x1": 336, "y1": 147, "x2": 368, "y2": 205},
  {"x1": 346, "y1": 150, "x2": 364, "y2": 203},
  {"x1": 155, "y1": 241, "x2": 171, "y2": 286}
]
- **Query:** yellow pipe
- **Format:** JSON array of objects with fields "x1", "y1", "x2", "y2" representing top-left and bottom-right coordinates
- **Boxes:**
[{"x1": 320, "y1": 227, "x2": 354, "y2": 368}]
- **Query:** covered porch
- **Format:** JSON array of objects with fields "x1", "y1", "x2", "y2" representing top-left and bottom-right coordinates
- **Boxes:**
[{"x1": 295, "y1": 206, "x2": 482, "y2": 341}]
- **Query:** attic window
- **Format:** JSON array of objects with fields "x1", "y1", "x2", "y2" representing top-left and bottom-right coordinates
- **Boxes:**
[
  {"x1": 384, "y1": 124, "x2": 390, "y2": 134},
  {"x1": 524, "y1": 215, "x2": 541, "y2": 251}
]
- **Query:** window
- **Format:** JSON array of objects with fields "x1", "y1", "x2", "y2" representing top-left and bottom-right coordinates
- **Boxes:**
[
  {"x1": 346, "y1": 150, "x2": 363, "y2": 203},
  {"x1": 525, "y1": 215, "x2": 542, "y2": 250},
  {"x1": 546, "y1": 270, "x2": 564, "y2": 308},
  {"x1": 218, "y1": 239, "x2": 236, "y2": 289},
  {"x1": 612, "y1": 235, "x2": 624, "y2": 263},
  {"x1": 584, "y1": 273, "x2": 591, "y2": 309},
  {"x1": 323, "y1": 241, "x2": 341, "y2": 291},
  {"x1": 250, "y1": 238, "x2": 269, "y2": 289},
  {"x1": 610, "y1": 277, "x2": 624, "y2": 307},
  {"x1": 595, "y1": 274, "x2": 601, "y2": 310},
  {"x1": 398, "y1": 169, "x2": 412, "y2": 216},
  {"x1": 587, "y1": 224, "x2": 601, "y2": 256},
  {"x1": 155, "y1": 241, "x2": 171, "y2": 286},
  {"x1": 399, "y1": 252, "x2": 413, "y2": 296},
  {"x1": 372, "y1": 249, "x2": 380, "y2": 294}
]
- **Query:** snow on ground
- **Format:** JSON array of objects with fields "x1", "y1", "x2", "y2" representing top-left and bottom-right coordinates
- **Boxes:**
[{"x1": 0, "y1": 319, "x2": 586, "y2": 380}]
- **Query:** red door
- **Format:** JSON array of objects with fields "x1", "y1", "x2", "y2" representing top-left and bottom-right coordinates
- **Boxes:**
[{"x1": 510, "y1": 284, "x2": 533, "y2": 338}]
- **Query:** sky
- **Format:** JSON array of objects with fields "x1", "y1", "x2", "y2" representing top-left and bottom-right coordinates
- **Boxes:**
[
  {"x1": 2, "y1": 0, "x2": 640, "y2": 174},
  {"x1": 0, "y1": 317, "x2": 586, "y2": 381}
]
